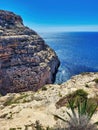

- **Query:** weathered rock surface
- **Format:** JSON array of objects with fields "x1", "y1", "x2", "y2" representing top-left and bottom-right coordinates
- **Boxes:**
[
  {"x1": 0, "y1": 73, "x2": 98, "y2": 130},
  {"x1": 0, "y1": 10, "x2": 60, "y2": 94}
]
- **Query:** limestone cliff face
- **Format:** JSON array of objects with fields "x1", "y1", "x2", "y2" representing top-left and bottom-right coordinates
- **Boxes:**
[{"x1": 0, "y1": 10, "x2": 60, "y2": 94}]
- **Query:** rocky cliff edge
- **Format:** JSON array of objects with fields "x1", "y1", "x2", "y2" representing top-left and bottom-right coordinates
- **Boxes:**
[
  {"x1": 0, "y1": 10, "x2": 60, "y2": 95},
  {"x1": 0, "y1": 73, "x2": 98, "y2": 129}
]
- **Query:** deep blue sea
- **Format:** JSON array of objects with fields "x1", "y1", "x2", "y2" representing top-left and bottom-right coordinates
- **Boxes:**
[{"x1": 40, "y1": 32, "x2": 98, "y2": 84}]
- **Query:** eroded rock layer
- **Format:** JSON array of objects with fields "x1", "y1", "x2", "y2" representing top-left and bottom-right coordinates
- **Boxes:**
[{"x1": 0, "y1": 10, "x2": 60, "y2": 94}]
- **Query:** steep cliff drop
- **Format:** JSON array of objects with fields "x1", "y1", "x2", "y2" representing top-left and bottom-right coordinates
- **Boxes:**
[{"x1": 0, "y1": 10, "x2": 60, "y2": 95}]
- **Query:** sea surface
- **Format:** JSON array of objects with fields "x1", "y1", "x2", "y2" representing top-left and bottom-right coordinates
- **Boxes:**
[{"x1": 40, "y1": 32, "x2": 98, "y2": 84}]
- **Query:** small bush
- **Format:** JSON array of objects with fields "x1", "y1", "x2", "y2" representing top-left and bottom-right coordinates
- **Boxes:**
[
  {"x1": 67, "y1": 89, "x2": 88, "y2": 107},
  {"x1": 56, "y1": 89, "x2": 88, "y2": 108},
  {"x1": 66, "y1": 89, "x2": 88, "y2": 101},
  {"x1": 17, "y1": 128, "x2": 22, "y2": 130},
  {"x1": 3, "y1": 94, "x2": 29, "y2": 106},
  {"x1": 55, "y1": 99, "x2": 98, "y2": 130},
  {"x1": 94, "y1": 78, "x2": 98, "y2": 83},
  {"x1": 3, "y1": 97, "x2": 14, "y2": 106},
  {"x1": 9, "y1": 128, "x2": 16, "y2": 130},
  {"x1": 73, "y1": 89, "x2": 88, "y2": 98},
  {"x1": 42, "y1": 86, "x2": 47, "y2": 91}
]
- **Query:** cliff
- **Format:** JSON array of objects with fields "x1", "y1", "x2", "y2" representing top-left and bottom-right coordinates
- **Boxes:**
[{"x1": 0, "y1": 10, "x2": 60, "y2": 94}]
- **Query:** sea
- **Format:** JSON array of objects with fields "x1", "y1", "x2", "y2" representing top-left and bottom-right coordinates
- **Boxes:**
[{"x1": 40, "y1": 32, "x2": 98, "y2": 84}]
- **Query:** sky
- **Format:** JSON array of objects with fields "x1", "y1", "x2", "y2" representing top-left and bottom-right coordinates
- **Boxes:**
[{"x1": 0, "y1": 0, "x2": 98, "y2": 32}]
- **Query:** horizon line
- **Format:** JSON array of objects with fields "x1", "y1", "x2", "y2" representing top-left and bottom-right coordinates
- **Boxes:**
[{"x1": 27, "y1": 25, "x2": 98, "y2": 33}]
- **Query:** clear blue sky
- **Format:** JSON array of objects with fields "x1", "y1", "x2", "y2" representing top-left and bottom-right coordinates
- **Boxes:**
[{"x1": 0, "y1": 0, "x2": 98, "y2": 32}]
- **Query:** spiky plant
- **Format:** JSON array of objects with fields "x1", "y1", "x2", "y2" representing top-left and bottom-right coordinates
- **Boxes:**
[{"x1": 54, "y1": 99, "x2": 98, "y2": 130}]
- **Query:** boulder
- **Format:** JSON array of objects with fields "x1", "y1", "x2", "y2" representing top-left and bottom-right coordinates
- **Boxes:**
[{"x1": 0, "y1": 10, "x2": 60, "y2": 95}]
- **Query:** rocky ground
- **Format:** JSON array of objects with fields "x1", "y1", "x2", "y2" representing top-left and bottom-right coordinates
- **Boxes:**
[{"x1": 0, "y1": 72, "x2": 98, "y2": 130}]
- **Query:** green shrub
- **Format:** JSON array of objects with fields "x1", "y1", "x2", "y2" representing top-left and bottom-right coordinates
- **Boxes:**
[
  {"x1": 17, "y1": 128, "x2": 22, "y2": 130},
  {"x1": 72, "y1": 89, "x2": 88, "y2": 98},
  {"x1": 9, "y1": 128, "x2": 16, "y2": 130},
  {"x1": 3, "y1": 94, "x2": 29, "y2": 106},
  {"x1": 3, "y1": 97, "x2": 14, "y2": 106},
  {"x1": 42, "y1": 86, "x2": 47, "y2": 91},
  {"x1": 67, "y1": 89, "x2": 88, "y2": 107},
  {"x1": 94, "y1": 78, "x2": 98, "y2": 83},
  {"x1": 54, "y1": 98, "x2": 98, "y2": 130},
  {"x1": 56, "y1": 89, "x2": 88, "y2": 108}
]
